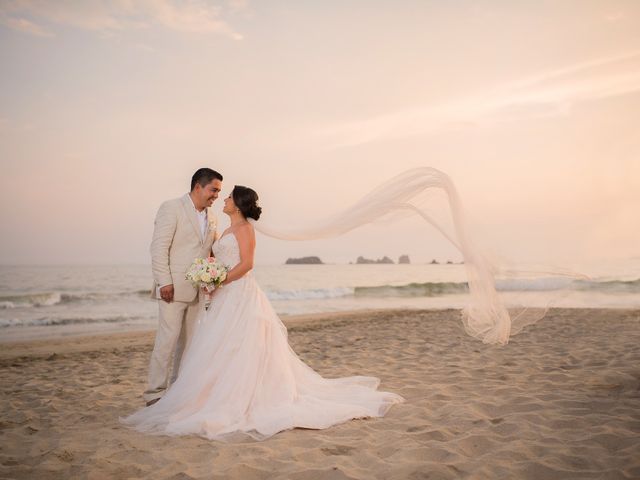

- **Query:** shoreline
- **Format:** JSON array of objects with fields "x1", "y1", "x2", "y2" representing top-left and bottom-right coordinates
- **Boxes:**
[
  {"x1": 0, "y1": 307, "x2": 636, "y2": 359},
  {"x1": 0, "y1": 308, "x2": 442, "y2": 359}
]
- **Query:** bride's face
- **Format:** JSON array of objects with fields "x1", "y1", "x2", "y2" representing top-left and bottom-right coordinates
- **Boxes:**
[{"x1": 222, "y1": 195, "x2": 236, "y2": 215}]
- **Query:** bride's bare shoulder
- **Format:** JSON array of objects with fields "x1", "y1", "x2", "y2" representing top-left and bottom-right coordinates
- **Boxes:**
[{"x1": 235, "y1": 222, "x2": 256, "y2": 240}]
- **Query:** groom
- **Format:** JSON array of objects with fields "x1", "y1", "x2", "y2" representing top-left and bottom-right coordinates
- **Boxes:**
[{"x1": 144, "y1": 168, "x2": 223, "y2": 406}]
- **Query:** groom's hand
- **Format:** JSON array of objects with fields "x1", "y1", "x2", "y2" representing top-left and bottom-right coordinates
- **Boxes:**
[{"x1": 160, "y1": 285, "x2": 174, "y2": 303}]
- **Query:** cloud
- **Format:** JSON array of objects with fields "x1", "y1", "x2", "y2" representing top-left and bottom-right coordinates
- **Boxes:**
[
  {"x1": 317, "y1": 51, "x2": 640, "y2": 148},
  {"x1": 498, "y1": 50, "x2": 640, "y2": 91},
  {"x1": 0, "y1": 0, "x2": 243, "y2": 39},
  {"x1": 0, "y1": 15, "x2": 53, "y2": 36}
]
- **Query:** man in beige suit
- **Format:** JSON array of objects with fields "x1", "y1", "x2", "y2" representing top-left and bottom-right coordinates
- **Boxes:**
[{"x1": 144, "y1": 168, "x2": 223, "y2": 406}]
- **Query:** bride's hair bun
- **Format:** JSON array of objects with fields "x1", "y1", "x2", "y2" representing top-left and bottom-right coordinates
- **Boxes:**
[{"x1": 232, "y1": 185, "x2": 262, "y2": 221}]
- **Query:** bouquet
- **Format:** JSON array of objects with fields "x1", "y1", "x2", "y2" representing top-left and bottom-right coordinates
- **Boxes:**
[{"x1": 186, "y1": 257, "x2": 228, "y2": 293}]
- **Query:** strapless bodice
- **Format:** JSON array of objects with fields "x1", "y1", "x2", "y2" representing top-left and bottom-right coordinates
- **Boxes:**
[{"x1": 212, "y1": 233, "x2": 241, "y2": 269}]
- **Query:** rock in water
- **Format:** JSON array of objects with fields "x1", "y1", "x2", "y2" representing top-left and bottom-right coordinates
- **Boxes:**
[
  {"x1": 285, "y1": 256, "x2": 324, "y2": 265},
  {"x1": 356, "y1": 256, "x2": 395, "y2": 264}
]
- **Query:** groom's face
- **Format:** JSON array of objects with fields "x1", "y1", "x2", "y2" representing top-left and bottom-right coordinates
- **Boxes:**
[{"x1": 194, "y1": 179, "x2": 222, "y2": 209}]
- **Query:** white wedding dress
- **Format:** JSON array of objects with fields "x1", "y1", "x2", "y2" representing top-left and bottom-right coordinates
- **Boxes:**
[{"x1": 122, "y1": 232, "x2": 404, "y2": 441}]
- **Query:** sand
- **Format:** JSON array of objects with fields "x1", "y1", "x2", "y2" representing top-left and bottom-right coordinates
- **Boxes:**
[{"x1": 1, "y1": 308, "x2": 639, "y2": 479}]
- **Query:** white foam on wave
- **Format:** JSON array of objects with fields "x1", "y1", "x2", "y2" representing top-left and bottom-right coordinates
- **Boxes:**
[
  {"x1": 267, "y1": 287, "x2": 354, "y2": 301},
  {"x1": 0, "y1": 317, "x2": 22, "y2": 327},
  {"x1": 496, "y1": 277, "x2": 640, "y2": 292},
  {"x1": 0, "y1": 314, "x2": 151, "y2": 328},
  {"x1": 495, "y1": 277, "x2": 575, "y2": 291},
  {"x1": 0, "y1": 292, "x2": 63, "y2": 308},
  {"x1": 0, "y1": 290, "x2": 153, "y2": 309}
]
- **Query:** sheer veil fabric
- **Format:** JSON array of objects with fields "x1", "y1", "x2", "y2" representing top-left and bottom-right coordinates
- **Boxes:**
[{"x1": 253, "y1": 167, "x2": 579, "y2": 345}]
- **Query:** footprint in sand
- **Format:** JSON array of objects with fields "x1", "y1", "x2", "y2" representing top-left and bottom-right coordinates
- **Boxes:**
[{"x1": 321, "y1": 445, "x2": 355, "y2": 456}]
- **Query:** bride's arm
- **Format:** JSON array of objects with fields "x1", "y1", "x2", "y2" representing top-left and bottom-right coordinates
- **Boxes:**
[{"x1": 222, "y1": 224, "x2": 255, "y2": 285}]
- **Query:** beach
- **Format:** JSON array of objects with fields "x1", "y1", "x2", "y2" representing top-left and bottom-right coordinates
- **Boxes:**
[{"x1": 1, "y1": 308, "x2": 639, "y2": 479}]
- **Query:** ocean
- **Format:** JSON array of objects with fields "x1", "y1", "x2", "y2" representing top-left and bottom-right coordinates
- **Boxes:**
[{"x1": 1, "y1": 260, "x2": 638, "y2": 342}]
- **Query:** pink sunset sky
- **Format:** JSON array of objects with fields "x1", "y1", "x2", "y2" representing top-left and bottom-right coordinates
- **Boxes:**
[{"x1": 0, "y1": 1, "x2": 638, "y2": 265}]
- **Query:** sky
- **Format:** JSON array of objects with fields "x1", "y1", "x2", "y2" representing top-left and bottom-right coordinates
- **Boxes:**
[{"x1": 1, "y1": 0, "x2": 639, "y2": 266}]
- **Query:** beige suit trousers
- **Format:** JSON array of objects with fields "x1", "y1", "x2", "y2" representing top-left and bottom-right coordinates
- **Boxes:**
[{"x1": 143, "y1": 295, "x2": 204, "y2": 403}]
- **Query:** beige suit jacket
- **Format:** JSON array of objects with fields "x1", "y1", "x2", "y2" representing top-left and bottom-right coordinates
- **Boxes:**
[{"x1": 150, "y1": 194, "x2": 218, "y2": 303}]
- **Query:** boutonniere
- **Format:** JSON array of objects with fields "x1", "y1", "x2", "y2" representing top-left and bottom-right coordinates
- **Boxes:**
[{"x1": 207, "y1": 220, "x2": 216, "y2": 236}]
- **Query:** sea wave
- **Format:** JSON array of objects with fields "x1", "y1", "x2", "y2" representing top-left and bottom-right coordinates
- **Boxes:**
[
  {"x1": 260, "y1": 277, "x2": 640, "y2": 301},
  {"x1": 495, "y1": 277, "x2": 640, "y2": 293},
  {"x1": 574, "y1": 278, "x2": 640, "y2": 293},
  {"x1": 355, "y1": 282, "x2": 469, "y2": 297},
  {"x1": 0, "y1": 315, "x2": 146, "y2": 328},
  {"x1": 0, "y1": 290, "x2": 152, "y2": 309},
  {"x1": 0, "y1": 292, "x2": 63, "y2": 309},
  {"x1": 267, "y1": 287, "x2": 353, "y2": 301},
  {"x1": 0, "y1": 278, "x2": 637, "y2": 313},
  {"x1": 494, "y1": 277, "x2": 574, "y2": 291},
  {"x1": 351, "y1": 278, "x2": 640, "y2": 298}
]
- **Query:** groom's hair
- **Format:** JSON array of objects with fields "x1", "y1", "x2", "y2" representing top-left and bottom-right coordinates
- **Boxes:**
[{"x1": 191, "y1": 168, "x2": 223, "y2": 191}]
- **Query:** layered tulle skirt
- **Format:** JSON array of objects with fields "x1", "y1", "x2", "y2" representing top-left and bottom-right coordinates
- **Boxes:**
[{"x1": 122, "y1": 273, "x2": 404, "y2": 441}]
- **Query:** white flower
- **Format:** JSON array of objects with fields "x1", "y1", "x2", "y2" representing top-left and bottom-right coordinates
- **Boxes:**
[{"x1": 187, "y1": 257, "x2": 228, "y2": 288}]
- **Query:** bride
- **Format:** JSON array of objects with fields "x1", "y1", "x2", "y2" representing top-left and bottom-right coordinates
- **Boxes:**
[{"x1": 122, "y1": 185, "x2": 405, "y2": 441}]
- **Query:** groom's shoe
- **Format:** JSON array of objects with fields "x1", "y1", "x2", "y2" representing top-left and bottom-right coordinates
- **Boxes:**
[{"x1": 146, "y1": 398, "x2": 160, "y2": 407}]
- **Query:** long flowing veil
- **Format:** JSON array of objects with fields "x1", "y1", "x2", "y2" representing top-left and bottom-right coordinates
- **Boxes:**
[{"x1": 252, "y1": 167, "x2": 579, "y2": 345}]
